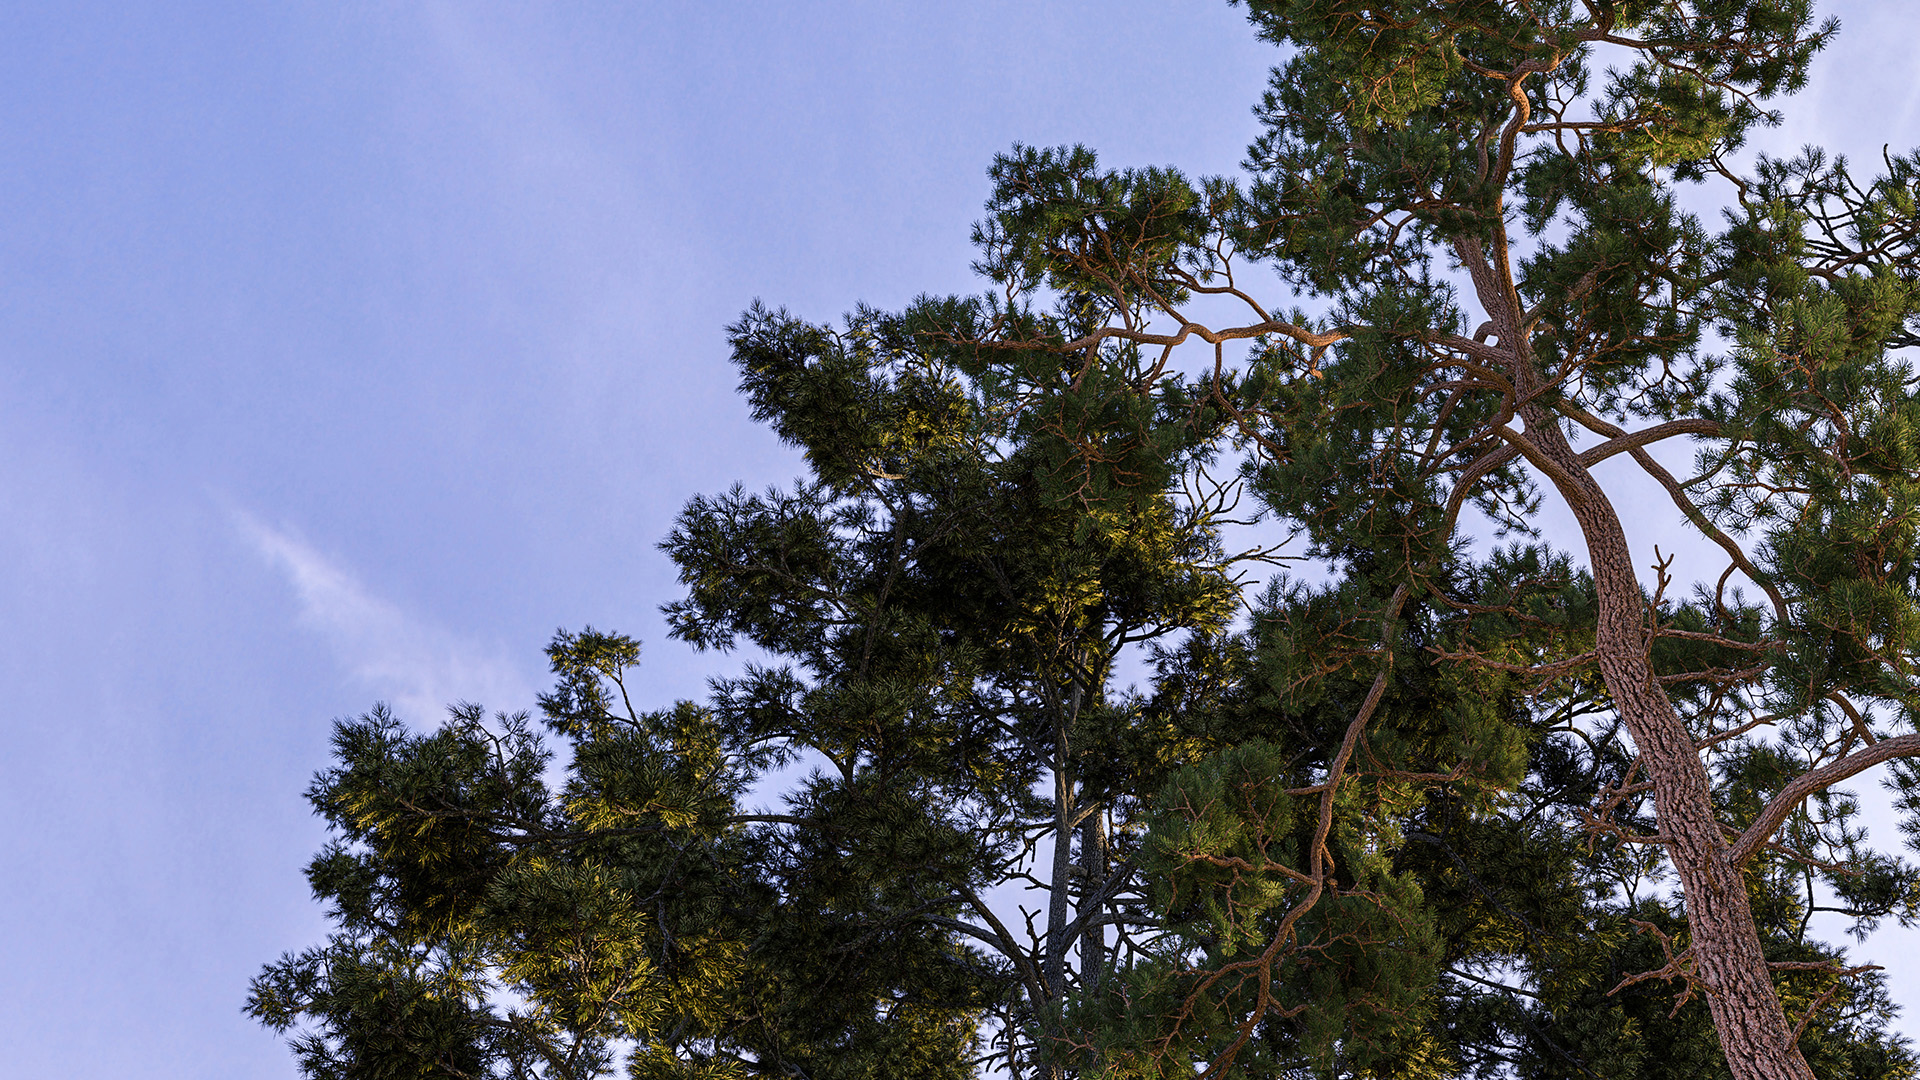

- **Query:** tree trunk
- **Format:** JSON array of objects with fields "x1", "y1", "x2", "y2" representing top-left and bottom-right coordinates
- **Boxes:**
[
  {"x1": 1080, "y1": 810, "x2": 1108, "y2": 991},
  {"x1": 1520, "y1": 408, "x2": 1814, "y2": 1080}
]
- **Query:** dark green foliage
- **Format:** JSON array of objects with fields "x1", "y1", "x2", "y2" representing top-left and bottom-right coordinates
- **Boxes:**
[
  {"x1": 251, "y1": 649, "x2": 990, "y2": 1080},
  {"x1": 258, "y1": 0, "x2": 1920, "y2": 1077}
]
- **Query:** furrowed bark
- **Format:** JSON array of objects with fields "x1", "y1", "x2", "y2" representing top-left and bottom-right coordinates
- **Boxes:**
[
  {"x1": 1451, "y1": 213, "x2": 1814, "y2": 1077},
  {"x1": 1514, "y1": 406, "x2": 1814, "y2": 1080},
  {"x1": 1079, "y1": 810, "x2": 1108, "y2": 992}
]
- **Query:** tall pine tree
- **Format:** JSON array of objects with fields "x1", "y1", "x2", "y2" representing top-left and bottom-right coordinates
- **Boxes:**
[{"x1": 253, "y1": 2, "x2": 1920, "y2": 1077}]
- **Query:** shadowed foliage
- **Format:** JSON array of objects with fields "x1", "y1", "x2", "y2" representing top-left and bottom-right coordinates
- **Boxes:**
[{"x1": 255, "y1": 1, "x2": 1920, "y2": 1077}]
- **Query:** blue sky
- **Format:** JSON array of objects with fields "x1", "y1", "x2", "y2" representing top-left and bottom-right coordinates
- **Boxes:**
[{"x1": 4, "y1": 3, "x2": 1919, "y2": 1075}]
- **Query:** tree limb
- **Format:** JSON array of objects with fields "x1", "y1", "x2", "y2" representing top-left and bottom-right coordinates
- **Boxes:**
[{"x1": 1729, "y1": 733, "x2": 1920, "y2": 866}]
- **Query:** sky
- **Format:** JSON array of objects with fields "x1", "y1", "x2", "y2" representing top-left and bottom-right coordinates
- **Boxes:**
[{"x1": 3, "y1": 2, "x2": 1919, "y2": 1076}]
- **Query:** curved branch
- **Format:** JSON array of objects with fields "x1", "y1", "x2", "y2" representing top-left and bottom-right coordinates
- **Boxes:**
[
  {"x1": 1059, "y1": 318, "x2": 1345, "y2": 355},
  {"x1": 1729, "y1": 733, "x2": 1920, "y2": 866},
  {"x1": 1554, "y1": 400, "x2": 1790, "y2": 624},
  {"x1": 1195, "y1": 583, "x2": 1410, "y2": 1080},
  {"x1": 1494, "y1": 424, "x2": 1586, "y2": 491},
  {"x1": 1576, "y1": 418, "x2": 1722, "y2": 466}
]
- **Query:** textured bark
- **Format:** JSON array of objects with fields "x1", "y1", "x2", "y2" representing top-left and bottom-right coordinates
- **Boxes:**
[
  {"x1": 1079, "y1": 811, "x2": 1108, "y2": 992},
  {"x1": 1044, "y1": 732, "x2": 1074, "y2": 1016},
  {"x1": 1447, "y1": 218, "x2": 1814, "y2": 1079},
  {"x1": 1518, "y1": 407, "x2": 1815, "y2": 1080}
]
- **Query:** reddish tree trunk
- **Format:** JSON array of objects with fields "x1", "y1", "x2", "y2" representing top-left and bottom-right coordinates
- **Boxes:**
[{"x1": 1522, "y1": 409, "x2": 1814, "y2": 1080}]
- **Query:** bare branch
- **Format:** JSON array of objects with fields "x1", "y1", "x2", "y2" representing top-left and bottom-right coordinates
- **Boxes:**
[{"x1": 1730, "y1": 733, "x2": 1920, "y2": 866}]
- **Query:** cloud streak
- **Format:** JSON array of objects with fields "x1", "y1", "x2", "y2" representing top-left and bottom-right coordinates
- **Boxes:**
[{"x1": 234, "y1": 510, "x2": 531, "y2": 724}]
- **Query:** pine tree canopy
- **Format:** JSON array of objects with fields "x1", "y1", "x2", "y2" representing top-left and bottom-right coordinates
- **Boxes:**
[{"x1": 252, "y1": 2, "x2": 1920, "y2": 1078}]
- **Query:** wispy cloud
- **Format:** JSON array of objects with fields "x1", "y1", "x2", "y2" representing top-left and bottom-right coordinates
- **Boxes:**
[{"x1": 234, "y1": 510, "x2": 531, "y2": 724}]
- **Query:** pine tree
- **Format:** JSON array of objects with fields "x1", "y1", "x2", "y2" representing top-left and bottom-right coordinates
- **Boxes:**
[
  {"x1": 952, "y1": 1, "x2": 1920, "y2": 1076},
  {"x1": 249, "y1": 301, "x2": 1258, "y2": 1077},
  {"x1": 252, "y1": 2, "x2": 1920, "y2": 1078}
]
